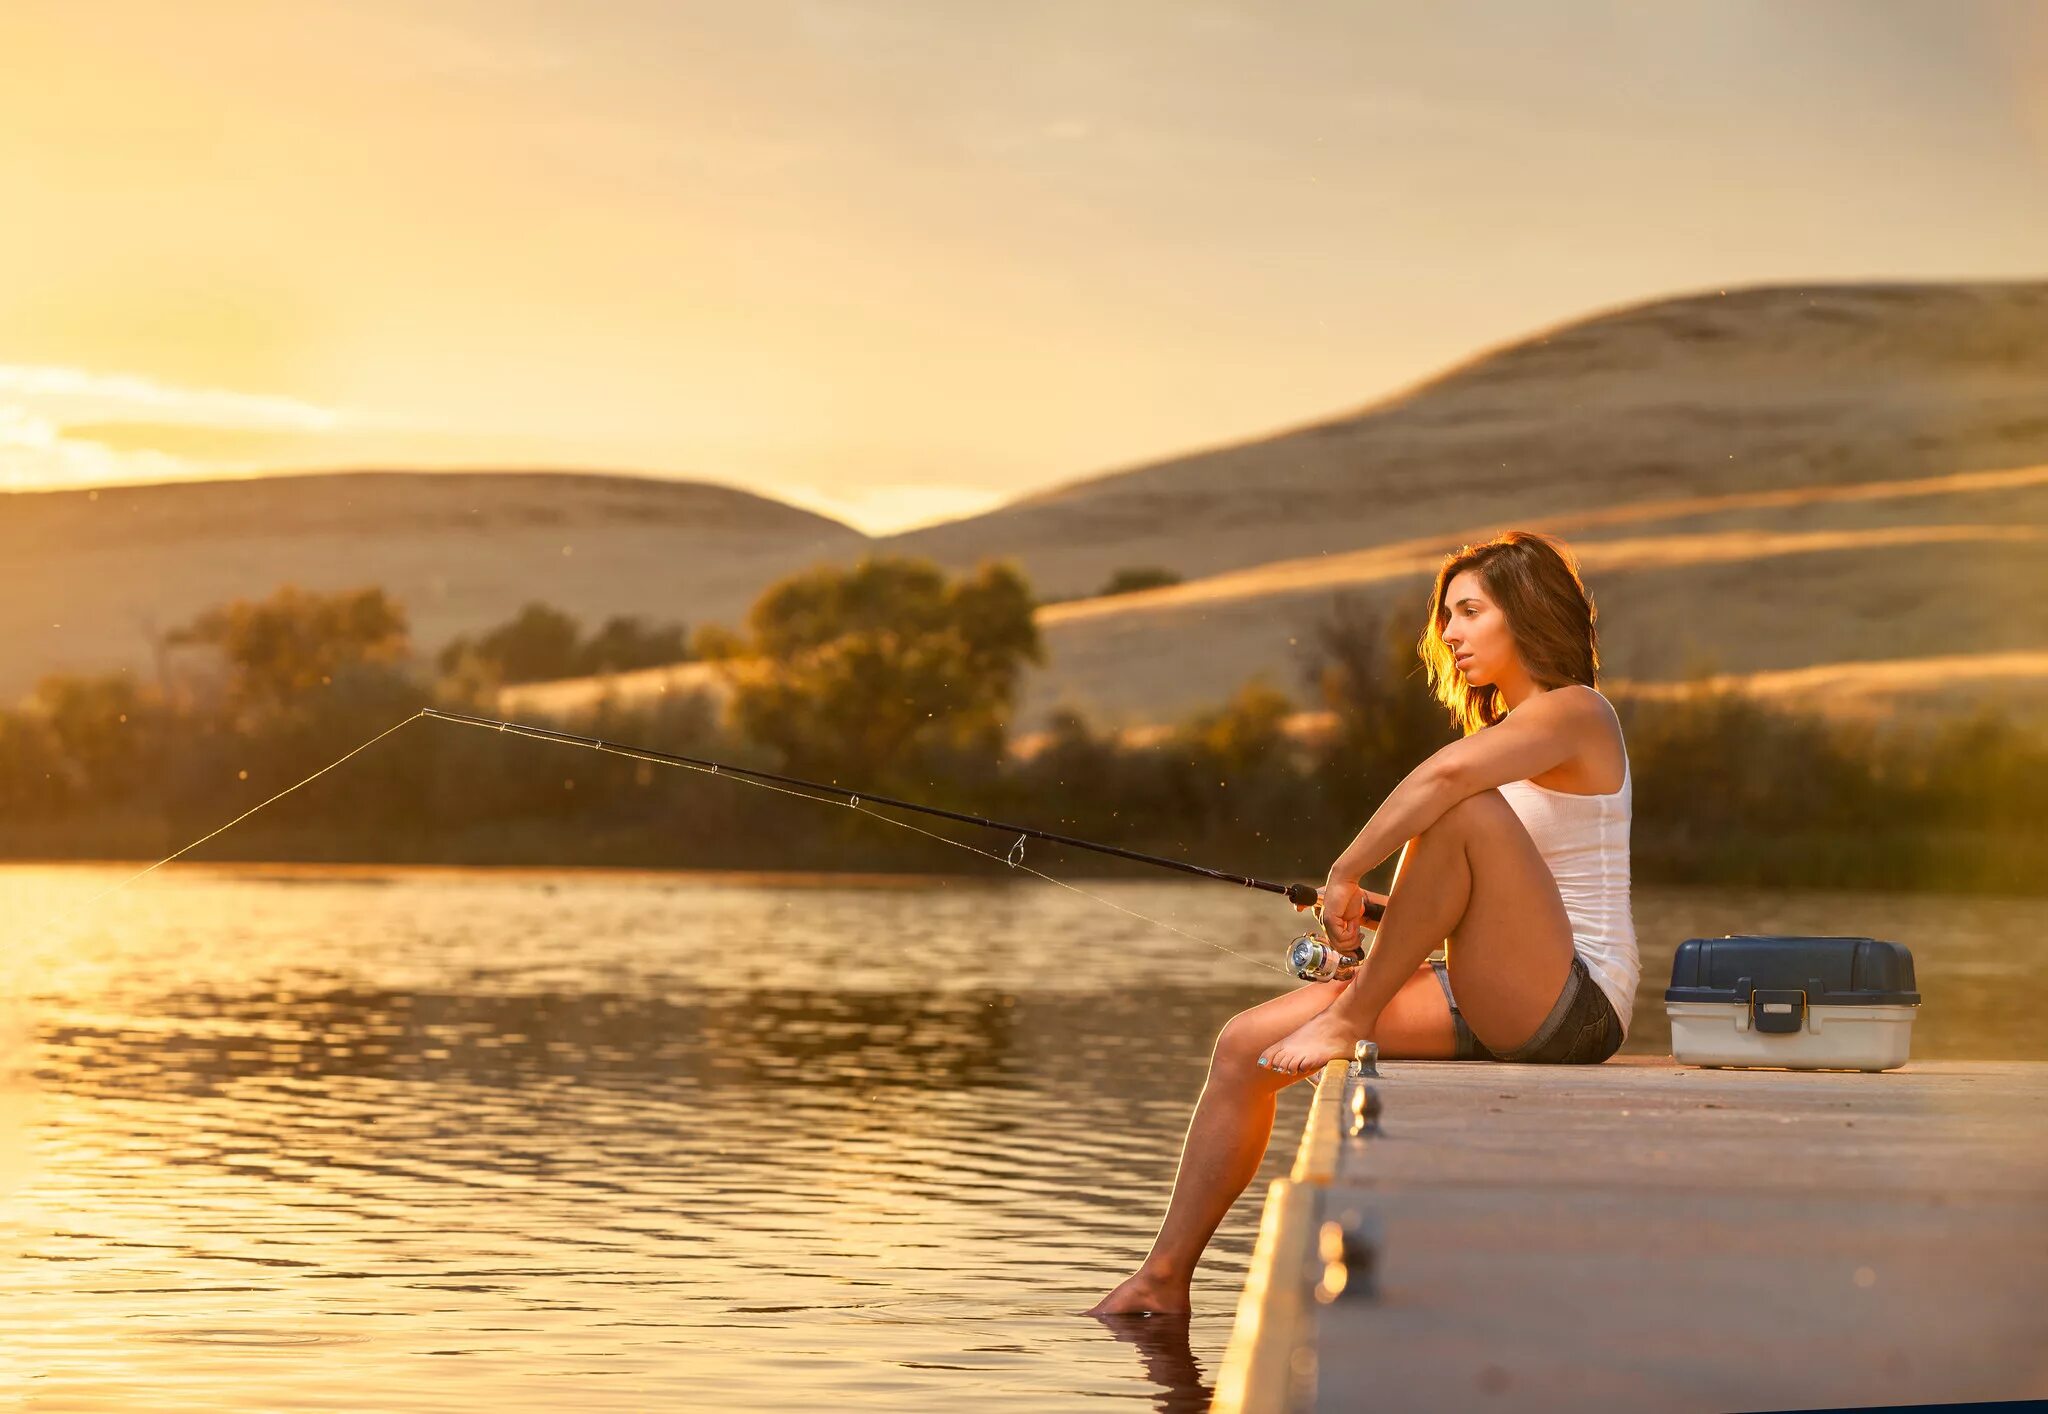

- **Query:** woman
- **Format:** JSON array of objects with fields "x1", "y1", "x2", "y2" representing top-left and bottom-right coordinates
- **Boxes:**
[{"x1": 1086, "y1": 530, "x2": 1638, "y2": 1318}]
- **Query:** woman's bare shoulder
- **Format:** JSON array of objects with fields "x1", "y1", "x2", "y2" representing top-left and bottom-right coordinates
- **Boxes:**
[
  {"x1": 1546, "y1": 682, "x2": 1614, "y2": 721},
  {"x1": 1563, "y1": 683, "x2": 1625, "y2": 742},
  {"x1": 1528, "y1": 684, "x2": 1626, "y2": 792}
]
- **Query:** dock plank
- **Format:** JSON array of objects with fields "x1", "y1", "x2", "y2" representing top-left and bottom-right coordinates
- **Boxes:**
[{"x1": 1219, "y1": 1059, "x2": 2048, "y2": 1413}]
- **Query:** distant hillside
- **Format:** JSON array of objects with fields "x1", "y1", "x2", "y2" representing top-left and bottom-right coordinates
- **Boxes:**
[
  {"x1": 10, "y1": 281, "x2": 2045, "y2": 735},
  {"x1": 0, "y1": 470, "x2": 865, "y2": 699},
  {"x1": 873, "y1": 280, "x2": 2048, "y2": 729},
  {"x1": 501, "y1": 462, "x2": 2048, "y2": 737},
  {"x1": 882, "y1": 281, "x2": 2048, "y2": 598},
  {"x1": 1018, "y1": 461, "x2": 2048, "y2": 729}
]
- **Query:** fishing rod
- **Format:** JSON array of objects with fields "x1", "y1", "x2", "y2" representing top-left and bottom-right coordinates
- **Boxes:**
[{"x1": 419, "y1": 706, "x2": 1383, "y2": 981}]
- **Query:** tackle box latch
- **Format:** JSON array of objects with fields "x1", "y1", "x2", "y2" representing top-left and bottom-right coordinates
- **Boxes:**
[{"x1": 1749, "y1": 988, "x2": 1808, "y2": 1034}]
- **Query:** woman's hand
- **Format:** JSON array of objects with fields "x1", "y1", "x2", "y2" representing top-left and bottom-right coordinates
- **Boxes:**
[
  {"x1": 1294, "y1": 881, "x2": 1386, "y2": 946},
  {"x1": 1313, "y1": 877, "x2": 1368, "y2": 951}
]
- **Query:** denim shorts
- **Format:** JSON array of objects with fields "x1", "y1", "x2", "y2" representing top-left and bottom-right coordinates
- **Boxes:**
[{"x1": 1429, "y1": 953, "x2": 1623, "y2": 1064}]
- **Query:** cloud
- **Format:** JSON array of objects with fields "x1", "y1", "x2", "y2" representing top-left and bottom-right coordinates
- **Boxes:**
[
  {"x1": 0, "y1": 363, "x2": 355, "y2": 490},
  {"x1": 0, "y1": 405, "x2": 187, "y2": 488},
  {"x1": 0, "y1": 364, "x2": 342, "y2": 432},
  {"x1": 55, "y1": 421, "x2": 340, "y2": 463}
]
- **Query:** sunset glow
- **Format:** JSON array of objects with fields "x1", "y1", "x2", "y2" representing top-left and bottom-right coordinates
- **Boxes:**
[{"x1": 5, "y1": 1, "x2": 2046, "y2": 530}]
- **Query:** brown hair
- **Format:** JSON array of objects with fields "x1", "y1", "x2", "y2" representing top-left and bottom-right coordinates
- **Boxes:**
[{"x1": 1419, "y1": 530, "x2": 1599, "y2": 735}]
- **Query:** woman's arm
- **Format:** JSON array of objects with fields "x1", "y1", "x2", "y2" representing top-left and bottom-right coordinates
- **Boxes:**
[
  {"x1": 1323, "y1": 686, "x2": 1601, "y2": 912},
  {"x1": 1326, "y1": 759, "x2": 1464, "y2": 887}
]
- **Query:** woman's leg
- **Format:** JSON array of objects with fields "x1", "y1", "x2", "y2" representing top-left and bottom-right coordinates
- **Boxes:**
[
  {"x1": 1084, "y1": 963, "x2": 1454, "y2": 1317},
  {"x1": 1258, "y1": 788, "x2": 1575, "y2": 1075}
]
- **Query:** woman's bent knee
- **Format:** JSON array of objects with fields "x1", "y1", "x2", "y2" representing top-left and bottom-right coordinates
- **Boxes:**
[
  {"x1": 1213, "y1": 1012, "x2": 1265, "y2": 1071},
  {"x1": 1205, "y1": 980, "x2": 1348, "y2": 1080},
  {"x1": 1213, "y1": 1005, "x2": 1319, "y2": 1086}
]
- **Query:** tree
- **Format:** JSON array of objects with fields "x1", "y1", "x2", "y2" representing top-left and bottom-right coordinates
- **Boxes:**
[
  {"x1": 1175, "y1": 679, "x2": 1296, "y2": 777},
  {"x1": 718, "y1": 557, "x2": 1042, "y2": 780},
  {"x1": 31, "y1": 671, "x2": 162, "y2": 797},
  {"x1": 1, "y1": 700, "x2": 83, "y2": 811},
  {"x1": 438, "y1": 603, "x2": 581, "y2": 684},
  {"x1": 171, "y1": 586, "x2": 410, "y2": 711},
  {"x1": 1302, "y1": 592, "x2": 1456, "y2": 820},
  {"x1": 1099, "y1": 566, "x2": 1182, "y2": 597},
  {"x1": 574, "y1": 615, "x2": 689, "y2": 676},
  {"x1": 439, "y1": 605, "x2": 689, "y2": 685},
  {"x1": 690, "y1": 624, "x2": 747, "y2": 661}
]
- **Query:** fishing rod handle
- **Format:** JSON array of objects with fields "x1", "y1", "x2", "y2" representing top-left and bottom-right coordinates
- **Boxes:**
[{"x1": 1286, "y1": 881, "x2": 1387, "y2": 923}]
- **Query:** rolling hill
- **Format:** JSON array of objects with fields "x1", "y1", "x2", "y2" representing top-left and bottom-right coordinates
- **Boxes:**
[
  {"x1": 881, "y1": 280, "x2": 2048, "y2": 599},
  {"x1": 7, "y1": 279, "x2": 2045, "y2": 734},
  {"x1": 510, "y1": 281, "x2": 2048, "y2": 732},
  {"x1": 0, "y1": 470, "x2": 863, "y2": 699},
  {"x1": 1015, "y1": 461, "x2": 2048, "y2": 728}
]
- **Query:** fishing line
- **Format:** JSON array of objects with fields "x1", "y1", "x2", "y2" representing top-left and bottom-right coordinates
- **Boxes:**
[
  {"x1": 40, "y1": 710, "x2": 430, "y2": 931},
  {"x1": 891, "y1": 815, "x2": 1293, "y2": 976},
  {"x1": 417, "y1": 708, "x2": 1329, "y2": 904},
  {"x1": 35, "y1": 706, "x2": 1296, "y2": 976},
  {"x1": 414, "y1": 710, "x2": 1295, "y2": 976}
]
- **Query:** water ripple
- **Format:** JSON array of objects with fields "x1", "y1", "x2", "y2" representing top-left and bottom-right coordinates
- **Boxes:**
[{"x1": 3, "y1": 866, "x2": 2040, "y2": 1410}]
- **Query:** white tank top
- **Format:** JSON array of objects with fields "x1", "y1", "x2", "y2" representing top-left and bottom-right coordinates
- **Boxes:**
[{"x1": 1494, "y1": 707, "x2": 1640, "y2": 1036}]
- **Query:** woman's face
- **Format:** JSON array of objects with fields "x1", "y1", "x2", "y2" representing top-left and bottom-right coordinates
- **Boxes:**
[{"x1": 1440, "y1": 569, "x2": 1516, "y2": 686}]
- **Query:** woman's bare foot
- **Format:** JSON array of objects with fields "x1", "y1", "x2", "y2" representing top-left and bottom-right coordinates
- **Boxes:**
[
  {"x1": 1084, "y1": 1268, "x2": 1191, "y2": 1317},
  {"x1": 1259, "y1": 1007, "x2": 1369, "y2": 1077},
  {"x1": 1092, "y1": 1309, "x2": 1208, "y2": 1405}
]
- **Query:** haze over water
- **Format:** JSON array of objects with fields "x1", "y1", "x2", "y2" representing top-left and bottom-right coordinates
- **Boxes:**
[{"x1": 4, "y1": 867, "x2": 2041, "y2": 1410}]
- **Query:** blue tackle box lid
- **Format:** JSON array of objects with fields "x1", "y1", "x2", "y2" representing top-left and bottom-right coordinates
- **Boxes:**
[{"x1": 1665, "y1": 935, "x2": 1920, "y2": 1006}]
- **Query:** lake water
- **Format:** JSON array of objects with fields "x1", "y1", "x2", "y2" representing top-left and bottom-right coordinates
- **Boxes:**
[{"x1": 4, "y1": 865, "x2": 2042, "y2": 1411}]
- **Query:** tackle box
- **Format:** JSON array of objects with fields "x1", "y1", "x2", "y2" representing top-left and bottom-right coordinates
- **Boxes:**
[{"x1": 1664, "y1": 935, "x2": 1920, "y2": 1071}]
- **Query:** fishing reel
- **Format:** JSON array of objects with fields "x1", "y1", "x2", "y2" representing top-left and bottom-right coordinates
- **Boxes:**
[
  {"x1": 1281, "y1": 886, "x2": 1385, "y2": 982},
  {"x1": 1287, "y1": 930, "x2": 1365, "y2": 982}
]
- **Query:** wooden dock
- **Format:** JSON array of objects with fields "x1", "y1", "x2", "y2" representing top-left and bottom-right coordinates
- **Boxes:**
[{"x1": 1212, "y1": 1053, "x2": 2048, "y2": 1413}]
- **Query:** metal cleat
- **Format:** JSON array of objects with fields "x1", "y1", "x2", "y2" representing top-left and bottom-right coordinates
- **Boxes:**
[{"x1": 1348, "y1": 1039, "x2": 1379, "y2": 1078}]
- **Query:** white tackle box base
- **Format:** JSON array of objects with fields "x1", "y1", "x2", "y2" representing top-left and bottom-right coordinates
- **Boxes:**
[{"x1": 1667, "y1": 1000, "x2": 1916, "y2": 1071}]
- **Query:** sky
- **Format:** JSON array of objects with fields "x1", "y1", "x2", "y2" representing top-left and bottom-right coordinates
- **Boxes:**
[{"x1": 3, "y1": 1, "x2": 2044, "y2": 533}]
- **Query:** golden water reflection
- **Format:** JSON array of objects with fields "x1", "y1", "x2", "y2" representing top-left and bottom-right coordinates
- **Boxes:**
[{"x1": 3, "y1": 867, "x2": 2041, "y2": 1410}]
